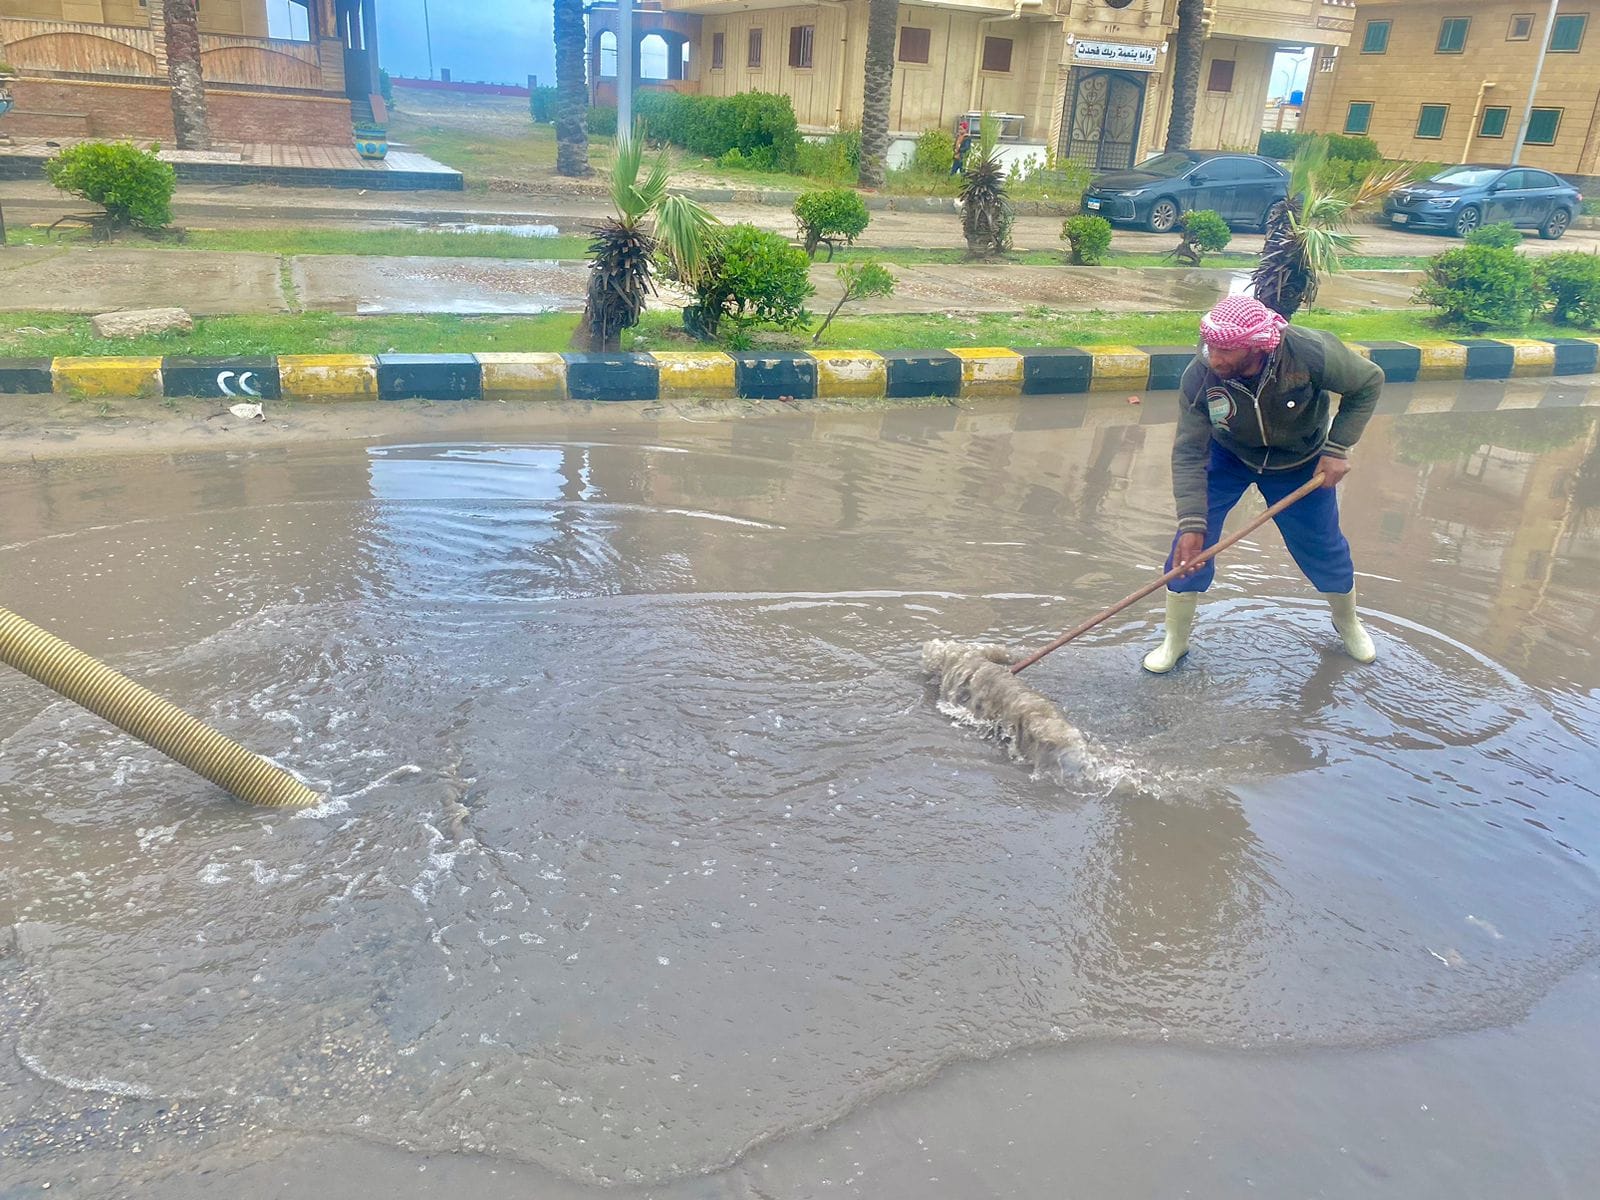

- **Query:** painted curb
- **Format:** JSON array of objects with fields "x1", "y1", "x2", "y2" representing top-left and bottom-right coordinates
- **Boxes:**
[{"x1": 11, "y1": 340, "x2": 1599, "y2": 406}]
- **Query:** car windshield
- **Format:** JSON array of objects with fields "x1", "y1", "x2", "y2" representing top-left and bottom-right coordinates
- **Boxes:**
[
  {"x1": 1133, "y1": 153, "x2": 1197, "y2": 178},
  {"x1": 1429, "y1": 167, "x2": 1504, "y2": 187}
]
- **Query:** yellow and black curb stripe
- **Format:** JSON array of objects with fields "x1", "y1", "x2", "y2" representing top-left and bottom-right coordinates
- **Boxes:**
[{"x1": 0, "y1": 339, "x2": 1597, "y2": 404}]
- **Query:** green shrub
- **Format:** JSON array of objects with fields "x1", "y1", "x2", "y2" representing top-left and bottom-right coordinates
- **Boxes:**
[
  {"x1": 683, "y1": 224, "x2": 814, "y2": 339},
  {"x1": 530, "y1": 85, "x2": 557, "y2": 123},
  {"x1": 1061, "y1": 214, "x2": 1113, "y2": 265},
  {"x1": 1180, "y1": 208, "x2": 1232, "y2": 257},
  {"x1": 913, "y1": 128, "x2": 956, "y2": 176},
  {"x1": 44, "y1": 141, "x2": 175, "y2": 230},
  {"x1": 1316, "y1": 157, "x2": 1374, "y2": 192},
  {"x1": 1466, "y1": 221, "x2": 1523, "y2": 249},
  {"x1": 813, "y1": 260, "x2": 894, "y2": 343},
  {"x1": 1325, "y1": 133, "x2": 1382, "y2": 163},
  {"x1": 790, "y1": 130, "x2": 860, "y2": 182},
  {"x1": 1416, "y1": 245, "x2": 1543, "y2": 330},
  {"x1": 1257, "y1": 130, "x2": 1306, "y2": 161},
  {"x1": 636, "y1": 90, "x2": 800, "y2": 168},
  {"x1": 793, "y1": 187, "x2": 869, "y2": 258},
  {"x1": 1259, "y1": 131, "x2": 1380, "y2": 165},
  {"x1": 718, "y1": 147, "x2": 749, "y2": 169},
  {"x1": 587, "y1": 105, "x2": 617, "y2": 136},
  {"x1": 1537, "y1": 251, "x2": 1600, "y2": 327}
]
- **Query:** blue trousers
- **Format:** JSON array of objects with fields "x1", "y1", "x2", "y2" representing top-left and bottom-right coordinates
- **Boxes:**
[{"x1": 1166, "y1": 443, "x2": 1354, "y2": 594}]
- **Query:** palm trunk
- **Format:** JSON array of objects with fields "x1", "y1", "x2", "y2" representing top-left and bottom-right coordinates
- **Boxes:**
[
  {"x1": 554, "y1": 0, "x2": 591, "y2": 177},
  {"x1": 856, "y1": 0, "x2": 898, "y2": 189},
  {"x1": 1164, "y1": 0, "x2": 1204, "y2": 152},
  {"x1": 163, "y1": 0, "x2": 211, "y2": 152}
]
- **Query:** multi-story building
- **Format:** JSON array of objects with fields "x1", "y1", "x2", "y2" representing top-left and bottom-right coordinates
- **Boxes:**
[
  {"x1": 596, "y1": 0, "x2": 1359, "y2": 170},
  {"x1": 0, "y1": 0, "x2": 380, "y2": 146},
  {"x1": 1301, "y1": 0, "x2": 1600, "y2": 179}
]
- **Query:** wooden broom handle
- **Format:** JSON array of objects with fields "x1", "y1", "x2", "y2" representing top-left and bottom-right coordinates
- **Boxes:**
[{"x1": 1010, "y1": 473, "x2": 1326, "y2": 675}]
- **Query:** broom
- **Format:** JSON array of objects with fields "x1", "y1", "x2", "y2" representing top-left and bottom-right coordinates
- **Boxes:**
[{"x1": 924, "y1": 474, "x2": 1325, "y2": 760}]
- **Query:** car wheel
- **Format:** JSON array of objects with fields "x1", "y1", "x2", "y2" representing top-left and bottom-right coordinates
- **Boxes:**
[
  {"x1": 1147, "y1": 198, "x2": 1180, "y2": 234},
  {"x1": 1453, "y1": 205, "x2": 1482, "y2": 237},
  {"x1": 1539, "y1": 208, "x2": 1571, "y2": 240}
]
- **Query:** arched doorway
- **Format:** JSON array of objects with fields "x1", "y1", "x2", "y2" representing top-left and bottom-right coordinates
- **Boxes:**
[
  {"x1": 597, "y1": 31, "x2": 618, "y2": 79},
  {"x1": 1062, "y1": 69, "x2": 1147, "y2": 170},
  {"x1": 639, "y1": 33, "x2": 670, "y2": 81}
]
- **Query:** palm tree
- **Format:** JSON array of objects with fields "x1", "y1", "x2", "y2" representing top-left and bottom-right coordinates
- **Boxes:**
[
  {"x1": 960, "y1": 113, "x2": 1011, "y2": 258},
  {"x1": 1251, "y1": 137, "x2": 1411, "y2": 319},
  {"x1": 1164, "y1": 0, "x2": 1204, "y2": 152},
  {"x1": 857, "y1": 0, "x2": 898, "y2": 189},
  {"x1": 582, "y1": 132, "x2": 716, "y2": 350},
  {"x1": 553, "y1": 0, "x2": 590, "y2": 177},
  {"x1": 164, "y1": 0, "x2": 211, "y2": 151}
]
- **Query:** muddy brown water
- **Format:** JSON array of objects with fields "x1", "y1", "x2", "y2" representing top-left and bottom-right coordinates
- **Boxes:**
[{"x1": 2, "y1": 393, "x2": 1599, "y2": 1197}]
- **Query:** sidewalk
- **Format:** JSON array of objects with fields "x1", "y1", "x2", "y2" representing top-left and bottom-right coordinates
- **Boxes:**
[{"x1": 0, "y1": 244, "x2": 1424, "y2": 317}]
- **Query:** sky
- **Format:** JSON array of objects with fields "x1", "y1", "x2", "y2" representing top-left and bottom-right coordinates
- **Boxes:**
[{"x1": 267, "y1": 0, "x2": 558, "y2": 87}]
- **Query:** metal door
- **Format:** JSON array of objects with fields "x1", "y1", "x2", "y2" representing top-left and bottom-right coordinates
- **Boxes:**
[{"x1": 1063, "y1": 70, "x2": 1148, "y2": 171}]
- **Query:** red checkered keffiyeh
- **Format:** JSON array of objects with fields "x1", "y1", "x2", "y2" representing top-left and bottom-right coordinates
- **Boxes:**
[{"x1": 1199, "y1": 296, "x2": 1288, "y2": 352}]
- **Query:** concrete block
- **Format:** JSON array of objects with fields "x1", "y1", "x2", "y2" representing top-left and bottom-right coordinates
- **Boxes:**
[
  {"x1": 882, "y1": 350, "x2": 961, "y2": 398},
  {"x1": 1452, "y1": 339, "x2": 1518, "y2": 380},
  {"x1": 1017, "y1": 347, "x2": 1093, "y2": 395},
  {"x1": 89, "y1": 308, "x2": 193, "y2": 339},
  {"x1": 732, "y1": 353, "x2": 817, "y2": 400},
  {"x1": 563, "y1": 353, "x2": 658, "y2": 402},
  {"x1": 651, "y1": 351, "x2": 737, "y2": 400},
  {"x1": 53, "y1": 356, "x2": 163, "y2": 398},
  {"x1": 1358, "y1": 341, "x2": 1421, "y2": 384},
  {"x1": 0, "y1": 359, "x2": 57, "y2": 394},
  {"x1": 377, "y1": 354, "x2": 482, "y2": 401},
  {"x1": 1414, "y1": 341, "x2": 1469, "y2": 381},
  {"x1": 278, "y1": 354, "x2": 379, "y2": 402},
  {"x1": 162, "y1": 357, "x2": 281, "y2": 400},
  {"x1": 948, "y1": 347, "x2": 1023, "y2": 398},
  {"x1": 1543, "y1": 337, "x2": 1600, "y2": 376},
  {"x1": 1088, "y1": 345, "x2": 1151, "y2": 392},
  {"x1": 475, "y1": 352, "x2": 567, "y2": 400},
  {"x1": 1139, "y1": 344, "x2": 1197, "y2": 392},
  {"x1": 1490, "y1": 337, "x2": 1559, "y2": 378},
  {"x1": 810, "y1": 349, "x2": 886, "y2": 398}
]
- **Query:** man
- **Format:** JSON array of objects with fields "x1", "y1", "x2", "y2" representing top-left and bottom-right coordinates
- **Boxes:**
[{"x1": 1143, "y1": 295, "x2": 1383, "y2": 673}]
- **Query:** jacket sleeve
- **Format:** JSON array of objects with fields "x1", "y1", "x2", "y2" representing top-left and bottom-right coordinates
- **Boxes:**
[
  {"x1": 1319, "y1": 332, "x2": 1385, "y2": 459},
  {"x1": 1172, "y1": 361, "x2": 1212, "y2": 534}
]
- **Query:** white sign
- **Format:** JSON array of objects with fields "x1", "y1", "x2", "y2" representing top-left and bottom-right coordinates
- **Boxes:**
[{"x1": 1072, "y1": 40, "x2": 1161, "y2": 71}]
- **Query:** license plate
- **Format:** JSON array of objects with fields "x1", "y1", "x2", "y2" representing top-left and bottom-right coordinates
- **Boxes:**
[
  {"x1": 1392, "y1": 213, "x2": 1409, "y2": 224},
  {"x1": 1086, "y1": 198, "x2": 1101, "y2": 210}
]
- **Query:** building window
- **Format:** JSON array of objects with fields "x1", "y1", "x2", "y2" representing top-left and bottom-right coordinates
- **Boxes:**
[
  {"x1": 1437, "y1": 17, "x2": 1470, "y2": 53},
  {"x1": 598, "y1": 31, "x2": 617, "y2": 79},
  {"x1": 1206, "y1": 59, "x2": 1235, "y2": 92},
  {"x1": 1478, "y1": 105, "x2": 1510, "y2": 138},
  {"x1": 711, "y1": 31, "x2": 725, "y2": 70},
  {"x1": 1361, "y1": 19, "x2": 1391, "y2": 53},
  {"x1": 747, "y1": 27, "x2": 762, "y2": 68},
  {"x1": 1344, "y1": 101, "x2": 1373, "y2": 135},
  {"x1": 1507, "y1": 13, "x2": 1534, "y2": 40},
  {"x1": 1416, "y1": 104, "x2": 1448, "y2": 139},
  {"x1": 1526, "y1": 107, "x2": 1562, "y2": 144},
  {"x1": 788, "y1": 24, "x2": 814, "y2": 68},
  {"x1": 1550, "y1": 14, "x2": 1587, "y2": 51},
  {"x1": 1316, "y1": 47, "x2": 1339, "y2": 72},
  {"x1": 981, "y1": 36, "x2": 1013, "y2": 73},
  {"x1": 898, "y1": 26, "x2": 931, "y2": 64}
]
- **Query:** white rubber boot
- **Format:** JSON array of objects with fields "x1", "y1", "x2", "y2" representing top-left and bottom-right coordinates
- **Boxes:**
[
  {"x1": 1142, "y1": 591, "x2": 1199, "y2": 674},
  {"x1": 1322, "y1": 591, "x2": 1377, "y2": 663}
]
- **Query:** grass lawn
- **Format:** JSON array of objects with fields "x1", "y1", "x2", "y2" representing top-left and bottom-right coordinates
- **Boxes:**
[
  {"x1": 0, "y1": 307, "x2": 1575, "y2": 361},
  {"x1": 0, "y1": 227, "x2": 1430, "y2": 272}
]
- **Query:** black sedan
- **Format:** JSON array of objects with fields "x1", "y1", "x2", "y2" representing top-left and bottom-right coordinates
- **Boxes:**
[
  {"x1": 1080, "y1": 151, "x2": 1290, "y2": 234},
  {"x1": 1384, "y1": 164, "x2": 1582, "y2": 239}
]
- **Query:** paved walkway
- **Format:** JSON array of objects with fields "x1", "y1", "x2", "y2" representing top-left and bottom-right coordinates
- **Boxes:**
[{"x1": 0, "y1": 244, "x2": 1421, "y2": 317}]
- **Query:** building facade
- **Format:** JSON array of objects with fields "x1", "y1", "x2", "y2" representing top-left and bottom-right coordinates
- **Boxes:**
[
  {"x1": 0, "y1": 0, "x2": 381, "y2": 146},
  {"x1": 1300, "y1": 0, "x2": 1600, "y2": 178},
  {"x1": 622, "y1": 0, "x2": 1358, "y2": 169}
]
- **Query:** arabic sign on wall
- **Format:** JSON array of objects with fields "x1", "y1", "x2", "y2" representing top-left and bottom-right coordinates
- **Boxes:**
[{"x1": 1071, "y1": 40, "x2": 1161, "y2": 71}]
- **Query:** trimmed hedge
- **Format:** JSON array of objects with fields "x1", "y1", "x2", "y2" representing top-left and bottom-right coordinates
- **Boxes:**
[
  {"x1": 1257, "y1": 130, "x2": 1381, "y2": 163},
  {"x1": 635, "y1": 91, "x2": 800, "y2": 169}
]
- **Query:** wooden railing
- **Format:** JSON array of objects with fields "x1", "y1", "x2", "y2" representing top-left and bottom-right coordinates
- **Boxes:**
[
  {"x1": 199, "y1": 33, "x2": 325, "y2": 91},
  {"x1": 0, "y1": 18, "x2": 158, "y2": 78}
]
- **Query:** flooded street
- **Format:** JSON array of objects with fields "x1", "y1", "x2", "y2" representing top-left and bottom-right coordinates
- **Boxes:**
[{"x1": 2, "y1": 387, "x2": 1599, "y2": 1198}]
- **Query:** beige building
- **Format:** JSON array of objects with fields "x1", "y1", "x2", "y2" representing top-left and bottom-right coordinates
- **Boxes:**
[
  {"x1": 1301, "y1": 0, "x2": 1600, "y2": 177},
  {"x1": 625, "y1": 0, "x2": 1361, "y2": 169}
]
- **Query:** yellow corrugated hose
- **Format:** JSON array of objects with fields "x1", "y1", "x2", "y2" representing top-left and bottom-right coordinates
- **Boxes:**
[{"x1": 0, "y1": 605, "x2": 322, "y2": 809}]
